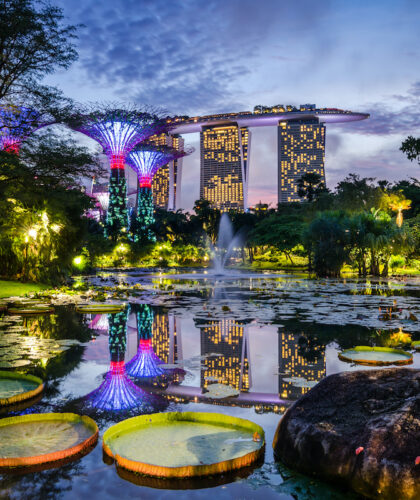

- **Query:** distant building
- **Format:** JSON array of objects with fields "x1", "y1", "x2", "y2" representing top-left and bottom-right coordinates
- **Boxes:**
[
  {"x1": 278, "y1": 119, "x2": 325, "y2": 203},
  {"x1": 200, "y1": 125, "x2": 250, "y2": 211},
  {"x1": 148, "y1": 133, "x2": 184, "y2": 210}
]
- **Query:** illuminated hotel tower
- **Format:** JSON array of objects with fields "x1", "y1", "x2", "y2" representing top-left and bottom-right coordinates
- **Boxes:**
[
  {"x1": 149, "y1": 133, "x2": 184, "y2": 210},
  {"x1": 200, "y1": 125, "x2": 250, "y2": 211},
  {"x1": 278, "y1": 331, "x2": 326, "y2": 400},
  {"x1": 278, "y1": 119, "x2": 325, "y2": 203},
  {"x1": 151, "y1": 310, "x2": 181, "y2": 365},
  {"x1": 200, "y1": 319, "x2": 250, "y2": 391}
]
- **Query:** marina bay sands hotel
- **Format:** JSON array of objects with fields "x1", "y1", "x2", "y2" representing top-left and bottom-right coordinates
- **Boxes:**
[{"x1": 149, "y1": 104, "x2": 369, "y2": 211}]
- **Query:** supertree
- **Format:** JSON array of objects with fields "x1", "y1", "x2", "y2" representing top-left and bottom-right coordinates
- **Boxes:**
[
  {"x1": 85, "y1": 308, "x2": 148, "y2": 411},
  {"x1": 70, "y1": 105, "x2": 172, "y2": 238},
  {"x1": 0, "y1": 105, "x2": 41, "y2": 154},
  {"x1": 126, "y1": 304, "x2": 166, "y2": 379},
  {"x1": 127, "y1": 143, "x2": 193, "y2": 242}
]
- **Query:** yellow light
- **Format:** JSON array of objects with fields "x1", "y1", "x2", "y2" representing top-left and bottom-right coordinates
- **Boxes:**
[
  {"x1": 51, "y1": 224, "x2": 61, "y2": 233},
  {"x1": 73, "y1": 256, "x2": 82, "y2": 265},
  {"x1": 28, "y1": 228, "x2": 37, "y2": 239}
]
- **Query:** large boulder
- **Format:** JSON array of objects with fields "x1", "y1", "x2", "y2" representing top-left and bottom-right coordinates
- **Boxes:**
[{"x1": 273, "y1": 368, "x2": 420, "y2": 499}]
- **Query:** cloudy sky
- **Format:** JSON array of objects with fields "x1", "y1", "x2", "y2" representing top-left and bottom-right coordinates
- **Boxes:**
[{"x1": 50, "y1": 0, "x2": 419, "y2": 209}]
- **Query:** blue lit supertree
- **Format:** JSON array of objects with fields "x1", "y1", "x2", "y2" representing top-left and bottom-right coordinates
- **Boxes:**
[
  {"x1": 85, "y1": 308, "x2": 148, "y2": 411},
  {"x1": 126, "y1": 304, "x2": 165, "y2": 379},
  {"x1": 70, "y1": 105, "x2": 172, "y2": 238},
  {"x1": 127, "y1": 144, "x2": 193, "y2": 242},
  {"x1": 0, "y1": 105, "x2": 41, "y2": 154}
]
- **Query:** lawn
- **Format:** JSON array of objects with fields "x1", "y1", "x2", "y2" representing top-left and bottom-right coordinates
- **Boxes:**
[{"x1": 0, "y1": 280, "x2": 49, "y2": 298}]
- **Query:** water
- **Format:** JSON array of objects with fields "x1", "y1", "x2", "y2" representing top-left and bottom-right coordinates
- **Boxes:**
[{"x1": 0, "y1": 271, "x2": 419, "y2": 499}]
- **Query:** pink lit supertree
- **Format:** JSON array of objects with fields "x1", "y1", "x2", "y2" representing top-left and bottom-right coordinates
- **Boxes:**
[
  {"x1": 70, "y1": 105, "x2": 173, "y2": 238},
  {"x1": 0, "y1": 105, "x2": 41, "y2": 154},
  {"x1": 127, "y1": 143, "x2": 193, "y2": 242}
]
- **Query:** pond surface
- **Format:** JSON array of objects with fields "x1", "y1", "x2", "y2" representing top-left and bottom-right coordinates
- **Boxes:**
[{"x1": 0, "y1": 270, "x2": 419, "y2": 499}]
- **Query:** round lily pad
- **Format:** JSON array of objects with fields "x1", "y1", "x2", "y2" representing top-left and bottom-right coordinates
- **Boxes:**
[
  {"x1": 7, "y1": 306, "x2": 54, "y2": 315},
  {"x1": 103, "y1": 412, "x2": 265, "y2": 478},
  {"x1": 412, "y1": 340, "x2": 420, "y2": 351},
  {"x1": 76, "y1": 304, "x2": 125, "y2": 314},
  {"x1": 0, "y1": 413, "x2": 98, "y2": 469},
  {"x1": 0, "y1": 371, "x2": 44, "y2": 406},
  {"x1": 338, "y1": 346, "x2": 413, "y2": 366},
  {"x1": 0, "y1": 359, "x2": 32, "y2": 369}
]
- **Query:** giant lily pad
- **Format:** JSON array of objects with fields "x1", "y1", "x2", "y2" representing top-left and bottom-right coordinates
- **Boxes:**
[
  {"x1": 7, "y1": 306, "x2": 54, "y2": 315},
  {"x1": 0, "y1": 371, "x2": 44, "y2": 406},
  {"x1": 338, "y1": 346, "x2": 413, "y2": 366},
  {"x1": 103, "y1": 412, "x2": 264, "y2": 478},
  {"x1": 0, "y1": 413, "x2": 98, "y2": 469},
  {"x1": 76, "y1": 304, "x2": 125, "y2": 314}
]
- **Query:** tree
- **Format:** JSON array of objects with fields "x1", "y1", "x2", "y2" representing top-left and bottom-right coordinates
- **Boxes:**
[
  {"x1": 0, "y1": 0, "x2": 78, "y2": 104},
  {"x1": 248, "y1": 214, "x2": 304, "y2": 264},
  {"x1": 335, "y1": 174, "x2": 384, "y2": 212},
  {"x1": 192, "y1": 198, "x2": 221, "y2": 244},
  {"x1": 297, "y1": 172, "x2": 327, "y2": 202},
  {"x1": 400, "y1": 136, "x2": 420, "y2": 165}
]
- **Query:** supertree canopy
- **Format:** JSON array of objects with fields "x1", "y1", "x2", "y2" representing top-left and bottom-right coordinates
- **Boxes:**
[
  {"x1": 85, "y1": 308, "x2": 148, "y2": 411},
  {"x1": 126, "y1": 304, "x2": 166, "y2": 379},
  {"x1": 70, "y1": 105, "x2": 172, "y2": 238},
  {"x1": 128, "y1": 143, "x2": 193, "y2": 242},
  {"x1": 0, "y1": 105, "x2": 41, "y2": 154}
]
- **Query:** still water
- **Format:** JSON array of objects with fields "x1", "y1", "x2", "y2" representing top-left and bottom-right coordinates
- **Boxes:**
[{"x1": 1, "y1": 271, "x2": 419, "y2": 499}]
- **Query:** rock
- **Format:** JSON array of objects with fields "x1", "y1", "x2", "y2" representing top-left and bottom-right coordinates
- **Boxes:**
[{"x1": 273, "y1": 368, "x2": 420, "y2": 500}]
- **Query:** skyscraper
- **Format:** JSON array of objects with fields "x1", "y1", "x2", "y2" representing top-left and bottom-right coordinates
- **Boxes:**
[
  {"x1": 278, "y1": 119, "x2": 325, "y2": 203},
  {"x1": 149, "y1": 133, "x2": 184, "y2": 210},
  {"x1": 200, "y1": 125, "x2": 250, "y2": 211}
]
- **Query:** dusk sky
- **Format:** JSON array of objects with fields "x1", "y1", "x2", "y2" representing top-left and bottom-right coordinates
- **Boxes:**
[{"x1": 50, "y1": 0, "x2": 420, "y2": 209}]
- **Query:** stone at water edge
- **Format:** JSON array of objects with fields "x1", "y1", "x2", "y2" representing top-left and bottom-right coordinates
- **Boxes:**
[{"x1": 272, "y1": 368, "x2": 420, "y2": 500}]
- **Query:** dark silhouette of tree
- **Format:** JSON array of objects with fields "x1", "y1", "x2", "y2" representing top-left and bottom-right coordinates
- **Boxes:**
[
  {"x1": 400, "y1": 136, "x2": 420, "y2": 165},
  {"x1": 297, "y1": 172, "x2": 326, "y2": 202}
]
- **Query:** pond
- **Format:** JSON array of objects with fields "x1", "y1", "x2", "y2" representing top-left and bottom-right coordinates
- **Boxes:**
[{"x1": 1, "y1": 270, "x2": 419, "y2": 499}]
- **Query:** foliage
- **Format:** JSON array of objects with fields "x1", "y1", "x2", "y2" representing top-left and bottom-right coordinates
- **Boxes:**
[
  {"x1": 296, "y1": 172, "x2": 327, "y2": 202},
  {"x1": 400, "y1": 136, "x2": 420, "y2": 165}
]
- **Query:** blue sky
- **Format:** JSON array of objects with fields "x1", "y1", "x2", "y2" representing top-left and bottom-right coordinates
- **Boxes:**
[{"x1": 50, "y1": 0, "x2": 420, "y2": 209}]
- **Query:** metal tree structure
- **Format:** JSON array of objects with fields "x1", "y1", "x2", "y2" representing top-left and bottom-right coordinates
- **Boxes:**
[
  {"x1": 85, "y1": 308, "x2": 148, "y2": 411},
  {"x1": 127, "y1": 143, "x2": 193, "y2": 242},
  {"x1": 71, "y1": 105, "x2": 171, "y2": 238},
  {"x1": 0, "y1": 105, "x2": 41, "y2": 153},
  {"x1": 126, "y1": 304, "x2": 166, "y2": 379}
]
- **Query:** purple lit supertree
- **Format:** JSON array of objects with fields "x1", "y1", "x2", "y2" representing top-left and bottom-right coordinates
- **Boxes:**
[
  {"x1": 127, "y1": 143, "x2": 193, "y2": 242},
  {"x1": 0, "y1": 105, "x2": 41, "y2": 154},
  {"x1": 70, "y1": 105, "x2": 172, "y2": 238},
  {"x1": 126, "y1": 304, "x2": 165, "y2": 379},
  {"x1": 85, "y1": 308, "x2": 147, "y2": 411}
]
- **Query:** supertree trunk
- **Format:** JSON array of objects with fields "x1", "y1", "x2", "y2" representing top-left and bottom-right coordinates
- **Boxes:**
[
  {"x1": 132, "y1": 185, "x2": 156, "y2": 243},
  {"x1": 106, "y1": 167, "x2": 128, "y2": 239}
]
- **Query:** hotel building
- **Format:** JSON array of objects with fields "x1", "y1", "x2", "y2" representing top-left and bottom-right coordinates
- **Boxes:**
[
  {"x1": 200, "y1": 125, "x2": 250, "y2": 211},
  {"x1": 278, "y1": 119, "x2": 325, "y2": 203}
]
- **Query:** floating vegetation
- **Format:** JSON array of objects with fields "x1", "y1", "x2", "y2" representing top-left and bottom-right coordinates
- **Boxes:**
[
  {"x1": 204, "y1": 383, "x2": 240, "y2": 399},
  {"x1": 103, "y1": 412, "x2": 264, "y2": 478},
  {"x1": 412, "y1": 340, "x2": 420, "y2": 351},
  {"x1": 7, "y1": 306, "x2": 54, "y2": 315},
  {"x1": 338, "y1": 346, "x2": 413, "y2": 366},
  {"x1": 282, "y1": 377, "x2": 318, "y2": 389},
  {"x1": 0, "y1": 413, "x2": 98, "y2": 470},
  {"x1": 0, "y1": 371, "x2": 44, "y2": 406}
]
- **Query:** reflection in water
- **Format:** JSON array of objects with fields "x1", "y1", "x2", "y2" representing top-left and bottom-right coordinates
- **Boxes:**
[
  {"x1": 278, "y1": 332, "x2": 326, "y2": 399},
  {"x1": 126, "y1": 305, "x2": 165, "y2": 378},
  {"x1": 88, "y1": 314, "x2": 109, "y2": 332},
  {"x1": 200, "y1": 319, "x2": 250, "y2": 392},
  {"x1": 85, "y1": 309, "x2": 147, "y2": 410}
]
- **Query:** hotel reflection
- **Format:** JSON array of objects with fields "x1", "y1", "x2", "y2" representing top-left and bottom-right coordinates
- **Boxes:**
[{"x1": 124, "y1": 308, "x2": 326, "y2": 406}]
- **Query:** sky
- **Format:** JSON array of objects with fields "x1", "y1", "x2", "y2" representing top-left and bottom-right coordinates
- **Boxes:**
[{"x1": 49, "y1": 0, "x2": 420, "y2": 210}]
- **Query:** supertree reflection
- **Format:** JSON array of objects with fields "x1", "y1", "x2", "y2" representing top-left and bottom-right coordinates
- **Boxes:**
[
  {"x1": 0, "y1": 105, "x2": 41, "y2": 153},
  {"x1": 126, "y1": 305, "x2": 165, "y2": 379},
  {"x1": 85, "y1": 308, "x2": 147, "y2": 411}
]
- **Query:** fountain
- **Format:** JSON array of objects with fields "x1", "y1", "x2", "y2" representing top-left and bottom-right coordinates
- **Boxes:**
[{"x1": 210, "y1": 213, "x2": 244, "y2": 276}]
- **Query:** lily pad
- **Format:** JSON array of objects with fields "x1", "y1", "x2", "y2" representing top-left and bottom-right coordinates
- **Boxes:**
[
  {"x1": 338, "y1": 346, "x2": 413, "y2": 366},
  {"x1": 76, "y1": 304, "x2": 125, "y2": 314},
  {"x1": 0, "y1": 359, "x2": 32, "y2": 368},
  {"x1": 0, "y1": 413, "x2": 98, "y2": 469},
  {"x1": 0, "y1": 371, "x2": 44, "y2": 406},
  {"x1": 204, "y1": 383, "x2": 240, "y2": 399},
  {"x1": 103, "y1": 412, "x2": 264, "y2": 478}
]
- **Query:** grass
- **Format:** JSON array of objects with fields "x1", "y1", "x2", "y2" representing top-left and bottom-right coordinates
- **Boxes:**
[{"x1": 0, "y1": 280, "x2": 49, "y2": 299}]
